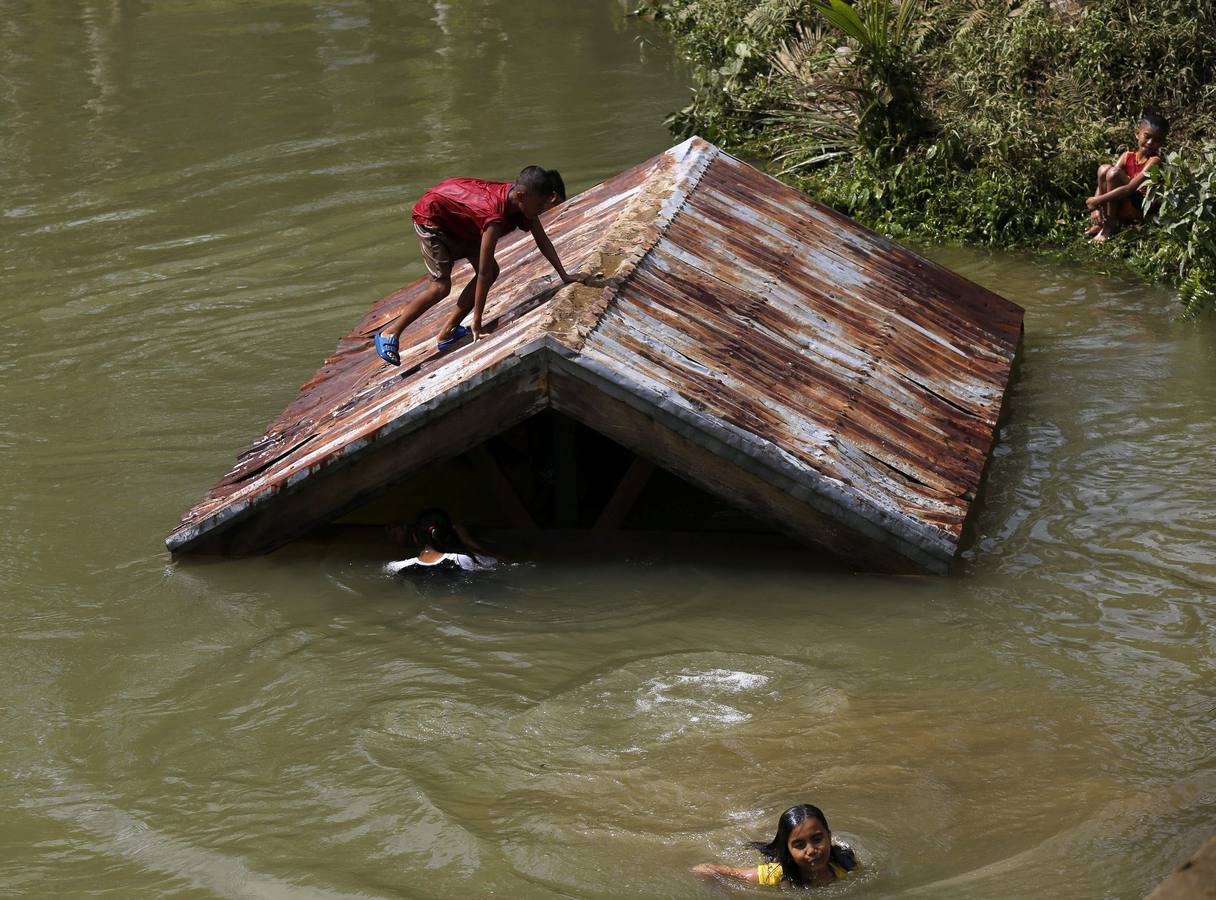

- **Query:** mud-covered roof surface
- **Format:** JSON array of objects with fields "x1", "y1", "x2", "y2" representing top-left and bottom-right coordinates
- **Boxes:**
[{"x1": 168, "y1": 137, "x2": 1023, "y2": 567}]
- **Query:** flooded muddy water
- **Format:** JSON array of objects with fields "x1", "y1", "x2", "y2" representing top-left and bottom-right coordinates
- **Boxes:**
[{"x1": 2, "y1": 2, "x2": 1213, "y2": 897}]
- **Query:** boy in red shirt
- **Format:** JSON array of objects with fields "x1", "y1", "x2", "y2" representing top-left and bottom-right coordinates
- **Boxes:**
[
  {"x1": 1086, "y1": 114, "x2": 1168, "y2": 243},
  {"x1": 374, "y1": 166, "x2": 580, "y2": 365}
]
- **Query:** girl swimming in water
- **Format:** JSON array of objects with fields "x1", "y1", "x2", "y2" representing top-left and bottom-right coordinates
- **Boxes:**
[
  {"x1": 384, "y1": 508, "x2": 497, "y2": 574},
  {"x1": 693, "y1": 804, "x2": 857, "y2": 888}
]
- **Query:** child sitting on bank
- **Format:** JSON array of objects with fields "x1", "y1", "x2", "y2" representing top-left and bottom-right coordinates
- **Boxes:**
[
  {"x1": 693, "y1": 804, "x2": 858, "y2": 888},
  {"x1": 373, "y1": 166, "x2": 582, "y2": 365},
  {"x1": 384, "y1": 509, "x2": 496, "y2": 574},
  {"x1": 1086, "y1": 114, "x2": 1169, "y2": 243}
]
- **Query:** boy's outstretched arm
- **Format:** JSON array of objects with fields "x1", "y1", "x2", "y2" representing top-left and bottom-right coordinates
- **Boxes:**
[
  {"x1": 471, "y1": 224, "x2": 503, "y2": 341},
  {"x1": 530, "y1": 219, "x2": 581, "y2": 285}
]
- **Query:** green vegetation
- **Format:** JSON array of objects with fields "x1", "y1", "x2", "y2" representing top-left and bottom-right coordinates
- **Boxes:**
[{"x1": 638, "y1": 0, "x2": 1216, "y2": 315}]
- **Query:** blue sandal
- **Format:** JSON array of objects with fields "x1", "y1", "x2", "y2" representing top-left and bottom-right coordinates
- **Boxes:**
[
  {"x1": 374, "y1": 332, "x2": 400, "y2": 366},
  {"x1": 437, "y1": 325, "x2": 471, "y2": 352}
]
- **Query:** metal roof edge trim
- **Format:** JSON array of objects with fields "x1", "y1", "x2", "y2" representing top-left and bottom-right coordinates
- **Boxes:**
[
  {"x1": 165, "y1": 340, "x2": 552, "y2": 553},
  {"x1": 546, "y1": 348, "x2": 956, "y2": 571},
  {"x1": 655, "y1": 136, "x2": 719, "y2": 229}
]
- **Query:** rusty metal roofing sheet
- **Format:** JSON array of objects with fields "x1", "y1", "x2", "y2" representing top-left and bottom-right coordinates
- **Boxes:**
[
  {"x1": 167, "y1": 137, "x2": 1022, "y2": 570},
  {"x1": 581, "y1": 150, "x2": 1022, "y2": 553}
]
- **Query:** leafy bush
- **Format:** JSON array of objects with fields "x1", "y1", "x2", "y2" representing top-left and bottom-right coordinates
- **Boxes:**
[
  {"x1": 643, "y1": 0, "x2": 1216, "y2": 314},
  {"x1": 1138, "y1": 147, "x2": 1216, "y2": 317}
]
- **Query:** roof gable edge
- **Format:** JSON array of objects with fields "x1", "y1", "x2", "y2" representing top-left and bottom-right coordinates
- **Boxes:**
[{"x1": 166, "y1": 341, "x2": 553, "y2": 554}]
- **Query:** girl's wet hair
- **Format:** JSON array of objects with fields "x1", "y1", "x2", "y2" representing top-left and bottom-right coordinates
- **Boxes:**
[
  {"x1": 410, "y1": 508, "x2": 459, "y2": 552},
  {"x1": 517, "y1": 165, "x2": 566, "y2": 201},
  {"x1": 749, "y1": 804, "x2": 857, "y2": 886},
  {"x1": 1140, "y1": 113, "x2": 1169, "y2": 136}
]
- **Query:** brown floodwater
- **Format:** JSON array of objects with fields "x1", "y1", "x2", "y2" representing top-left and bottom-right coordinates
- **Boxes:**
[{"x1": 2, "y1": 2, "x2": 1214, "y2": 898}]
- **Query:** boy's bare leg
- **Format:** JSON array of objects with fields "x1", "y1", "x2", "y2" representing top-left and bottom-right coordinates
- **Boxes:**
[
  {"x1": 437, "y1": 276, "x2": 478, "y2": 341},
  {"x1": 1086, "y1": 164, "x2": 1113, "y2": 236},
  {"x1": 1094, "y1": 167, "x2": 1130, "y2": 242},
  {"x1": 383, "y1": 277, "x2": 452, "y2": 342}
]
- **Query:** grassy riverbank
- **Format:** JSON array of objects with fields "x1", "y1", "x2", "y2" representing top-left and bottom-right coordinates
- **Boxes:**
[{"x1": 640, "y1": 0, "x2": 1216, "y2": 315}]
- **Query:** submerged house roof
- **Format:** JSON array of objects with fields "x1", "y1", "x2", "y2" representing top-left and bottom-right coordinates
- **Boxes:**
[{"x1": 167, "y1": 137, "x2": 1023, "y2": 574}]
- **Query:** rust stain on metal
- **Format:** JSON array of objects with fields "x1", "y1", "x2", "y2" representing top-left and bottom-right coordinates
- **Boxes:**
[
  {"x1": 584, "y1": 151, "x2": 1021, "y2": 545},
  {"x1": 168, "y1": 137, "x2": 1023, "y2": 572}
]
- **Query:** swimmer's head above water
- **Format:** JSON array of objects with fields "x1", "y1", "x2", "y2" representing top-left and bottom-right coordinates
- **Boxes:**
[
  {"x1": 409, "y1": 508, "x2": 456, "y2": 551},
  {"x1": 693, "y1": 803, "x2": 857, "y2": 888},
  {"x1": 753, "y1": 804, "x2": 855, "y2": 886}
]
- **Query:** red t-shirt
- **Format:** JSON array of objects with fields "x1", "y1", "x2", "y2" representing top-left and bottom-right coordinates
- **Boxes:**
[
  {"x1": 1121, "y1": 150, "x2": 1157, "y2": 193},
  {"x1": 412, "y1": 178, "x2": 532, "y2": 243}
]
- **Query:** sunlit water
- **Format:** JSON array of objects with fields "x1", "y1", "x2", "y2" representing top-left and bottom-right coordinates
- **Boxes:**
[{"x1": 2, "y1": 2, "x2": 1214, "y2": 898}]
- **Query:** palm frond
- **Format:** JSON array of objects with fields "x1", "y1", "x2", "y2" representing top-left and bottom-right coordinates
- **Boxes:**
[
  {"x1": 814, "y1": 0, "x2": 873, "y2": 49},
  {"x1": 744, "y1": 0, "x2": 806, "y2": 33}
]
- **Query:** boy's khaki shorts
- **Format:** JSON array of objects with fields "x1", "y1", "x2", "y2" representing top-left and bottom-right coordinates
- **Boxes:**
[{"x1": 414, "y1": 223, "x2": 479, "y2": 280}]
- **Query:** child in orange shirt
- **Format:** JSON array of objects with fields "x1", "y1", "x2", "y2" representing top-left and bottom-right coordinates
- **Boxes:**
[{"x1": 1086, "y1": 114, "x2": 1168, "y2": 243}]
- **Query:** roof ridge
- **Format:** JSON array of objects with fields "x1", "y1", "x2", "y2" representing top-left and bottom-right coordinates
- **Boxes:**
[{"x1": 539, "y1": 137, "x2": 719, "y2": 353}]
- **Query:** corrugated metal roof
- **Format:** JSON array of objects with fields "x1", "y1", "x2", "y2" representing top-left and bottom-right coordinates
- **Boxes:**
[{"x1": 167, "y1": 137, "x2": 1022, "y2": 572}]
